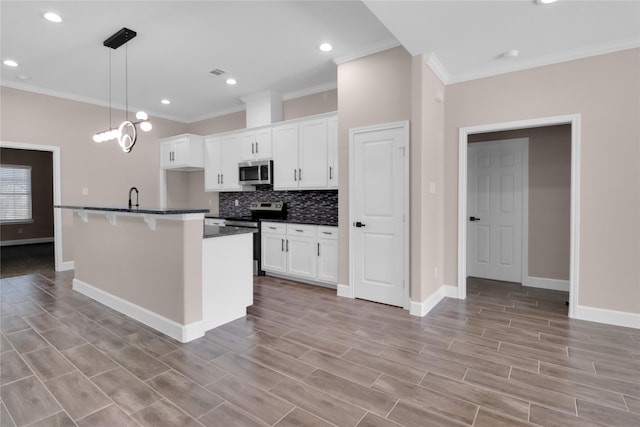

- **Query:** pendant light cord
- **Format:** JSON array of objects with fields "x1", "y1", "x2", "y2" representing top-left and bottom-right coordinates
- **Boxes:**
[
  {"x1": 125, "y1": 42, "x2": 128, "y2": 121},
  {"x1": 108, "y1": 49, "x2": 112, "y2": 128}
]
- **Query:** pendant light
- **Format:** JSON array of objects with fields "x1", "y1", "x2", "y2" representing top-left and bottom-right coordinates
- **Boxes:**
[{"x1": 92, "y1": 28, "x2": 151, "y2": 153}]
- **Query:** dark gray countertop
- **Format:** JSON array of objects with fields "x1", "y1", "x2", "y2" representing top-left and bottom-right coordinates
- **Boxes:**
[
  {"x1": 206, "y1": 214, "x2": 337, "y2": 227},
  {"x1": 56, "y1": 205, "x2": 209, "y2": 215},
  {"x1": 261, "y1": 218, "x2": 338, "y2": 227},
  {"x1": 204, "y1": 225, "x2": 257, "y2": 239}
]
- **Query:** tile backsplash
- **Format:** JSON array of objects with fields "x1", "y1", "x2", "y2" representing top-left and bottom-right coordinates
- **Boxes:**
[{"x1": 219, "y1": 186, "x2": 338, "y2": 225}]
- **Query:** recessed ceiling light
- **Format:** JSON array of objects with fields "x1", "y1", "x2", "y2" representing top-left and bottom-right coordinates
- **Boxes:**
[
  {"x1": 161, "y1": 99, "x2": 171, "y2": 105},
  {"x1": 536, "y1": 0, "x2": 558, "y2": 4},
  {"x1": 43, "y1": 12, "x2": 63, "y2": 23},
  {"x1": 226, "y1": 78, "x2": 237, "y2": 85},
  {"x1": 3, "y1": 59, "x2": 18, "y2": 67},
  {"x1": 319, "y1": 43, "x2": 332, "y2": 52}
]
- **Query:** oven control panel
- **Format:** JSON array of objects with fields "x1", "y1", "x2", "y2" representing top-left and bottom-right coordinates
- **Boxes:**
[{"x1": 249, "y1": 201, "x2": 284, "y2": 212}]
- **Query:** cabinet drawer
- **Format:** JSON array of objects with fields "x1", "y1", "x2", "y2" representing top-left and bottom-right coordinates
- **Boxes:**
[
  {"x1": 262, "y1": 222, "x2": 286, "y2": 234},
  {"x1": 286, "y1": 224, "x2": 317, "y2": 238},
  {"x1": 318, "y1": 226, "x2": 338, "y2": 240}
]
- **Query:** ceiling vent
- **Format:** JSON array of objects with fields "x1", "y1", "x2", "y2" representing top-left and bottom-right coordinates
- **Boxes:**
[{"x1": 209, "y1": 68, "x2": 226, "y2": 76}]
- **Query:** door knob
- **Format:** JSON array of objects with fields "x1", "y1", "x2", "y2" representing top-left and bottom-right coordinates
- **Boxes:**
[
  {"x1": 354, "y1": 221, "x2": 366, "y2": 228},
  {"x1": 469, "y1": 216, "x2": 481, "y2": 222}
]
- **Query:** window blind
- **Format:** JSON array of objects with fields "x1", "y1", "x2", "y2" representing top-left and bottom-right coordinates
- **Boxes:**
[{"x1": 0, "y1": 165, "x2": 32, "y2": 223}]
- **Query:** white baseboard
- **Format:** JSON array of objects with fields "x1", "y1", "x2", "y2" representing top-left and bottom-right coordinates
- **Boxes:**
[
  {"x1": 573, "y1": 304, "x2": 640, "y2": 330},
  {"x1": 56, "y1": 260, "x2": 74, "y2": 272},
  {"x1": 524, "y1": 276, "x2": 570, "y2": 292},
  {"x1": 0, "y1": 237, "x2": 54, "y2": 246},
  {"x1": 410, "y1": 285, "x2": 458, "y2": 317},
  {"x1": 72, "y1": 278, "x2": 204, "y2": 343},
  {"x1": 337, "y1": 283, "x2": 354, "y2": 298}
]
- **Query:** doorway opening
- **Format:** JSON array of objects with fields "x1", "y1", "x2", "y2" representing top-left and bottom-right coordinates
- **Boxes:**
[
  {"x1": 0, "y1": 141, "x2": 65, "y2": 272},
  {"x1": 457, "y1": 114, "x2": 580, "y2": 318}
]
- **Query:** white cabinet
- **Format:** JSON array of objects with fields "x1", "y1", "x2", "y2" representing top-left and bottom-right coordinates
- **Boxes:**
[
  {"x1": 317, "y1": 226, "x2": 339, "y2": 284},
  {"x1": 240, "y1": 127, "x2": 272, "y2": 161},
  {"x1": 160, "y1": 134, "x2": 203, "y2": 170},
  {"x1": 328, "y1": 115, "x2": 338, "y2": 189},
  {"x1": 273, "y1": 115, "x2": 335, "y2": 191},
  {"x1": 261, "y1": 222, "x2": 287, "y2": 273},
  {"x1": 272, "y1": 123, "x2": 299, "y2": 189},
  {"x1": 298, "y1": 118, "x2": 329, "y2": 189},
  {"x1": 204, "y1": 135, "x2": 244, "y2": 191},
  {"x1": 286, "y1": 224, "x2": 317, "y2": 280},
  {"x1": 261, "y1": 222, "x2": 338, "y2": 285}
]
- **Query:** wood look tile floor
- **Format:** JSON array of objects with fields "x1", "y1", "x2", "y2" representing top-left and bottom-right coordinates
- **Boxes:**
[{"x1": 1, "y1": 273, "x2": 639, "y2": 427}]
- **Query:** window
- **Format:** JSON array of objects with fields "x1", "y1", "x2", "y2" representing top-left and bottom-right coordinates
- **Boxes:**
[{"x1": 0, "y1": 165, "x2": 32, "y2": 223}]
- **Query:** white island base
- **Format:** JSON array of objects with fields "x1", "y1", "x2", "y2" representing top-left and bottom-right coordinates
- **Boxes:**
[{"x1": 63, "y1": 207, "x2": 253, "y2": 343}]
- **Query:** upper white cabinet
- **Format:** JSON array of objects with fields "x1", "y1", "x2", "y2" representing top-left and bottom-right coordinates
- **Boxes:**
[
  {"x1": 201, "y1": 112, "x2": 337, "y2": 192},
  {"x1": 160, "y1": 134, "x2": 203, "y2": 170},
  {"x1": 204, "y1": 134, "x2": 244, "y2": 191},
  {"x1": 240, "y1": 127, "x2": 272, "y2": 161},
  {"x1": 272, "y1": 123, "x2": 299, "y2": 189},
  {"x1": 273, "y1": 114, "x2": 336, "y2": 191},
  {"x1": 328, "y1": 115, "x2": 338, "y2": 189}
]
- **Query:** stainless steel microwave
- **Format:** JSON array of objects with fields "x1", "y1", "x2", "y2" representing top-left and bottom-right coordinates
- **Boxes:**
[{"x1": 238, "y1": 160, "x2": 273, "y2": 185}]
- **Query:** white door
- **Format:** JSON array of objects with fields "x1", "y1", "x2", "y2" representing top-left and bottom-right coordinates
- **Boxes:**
[
  {"x1": 467, "y1": 138, "x2": 527, "y2": 283},
  {"x1": 351, "y1": 123, "x2": 408, "y2": 307}
]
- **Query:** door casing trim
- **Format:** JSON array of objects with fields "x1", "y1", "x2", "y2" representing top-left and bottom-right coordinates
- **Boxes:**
[
  {"x1": 348, "y1": 120, "x2": 410, "y2": 309},
  {"x1": 457, "y1": 114, "x2": 581, "y2": 318},
  {"x1": 0, "y1": 140, "x2": 70, "y2": 272}
]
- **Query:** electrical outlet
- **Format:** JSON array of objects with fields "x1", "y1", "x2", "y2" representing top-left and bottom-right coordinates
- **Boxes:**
[
  {"x1": 82, "y1": 187, "x2": 89, "y2": 196},
  {"x1": 208, "y1": 199, "x2": 212, "y2": 206},
  {"x1": 234, "y1": 199, "x2": 239, "y2": 206}
]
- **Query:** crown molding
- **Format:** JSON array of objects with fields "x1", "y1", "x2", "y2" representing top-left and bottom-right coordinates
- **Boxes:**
[
  {"x1": 282, "y1": 81, "x2": 337, "y2": 101},
  {"x1": 447, "y1": 37, "x2": 640, "y2": 84},
  {"x1": 425, "y1": 53, "x2": 450, "y2": 85},
  {"x1": 333, "y1": 37, "x2": 401, "y2": 65},
  {"x1": 0, "y1": 80, "x2": 182, "y2": 123}
]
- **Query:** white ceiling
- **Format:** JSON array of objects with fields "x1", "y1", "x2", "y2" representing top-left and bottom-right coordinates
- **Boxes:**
[{"x1": 1, "y1": 1, "x2": 638, "y2": 124}]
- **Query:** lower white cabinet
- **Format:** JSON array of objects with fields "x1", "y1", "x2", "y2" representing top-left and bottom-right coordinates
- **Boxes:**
[
  {"x1": 261, "y1": 222, "x2": 338, "y2": 285},
  {"x1": 286, "y1": 225, "x2": 317, "y2": 280},
  {"x1": 317, "y1": 226, "x2": 339, "y2": 283},
  {"x1": 261, "y1": 222, "x2": 287, "y2": 273}
]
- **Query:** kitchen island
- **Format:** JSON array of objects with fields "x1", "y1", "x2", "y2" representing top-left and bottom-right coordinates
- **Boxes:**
[{"x1": 56, "y1": 205, "x2": 254, "y2": 342}]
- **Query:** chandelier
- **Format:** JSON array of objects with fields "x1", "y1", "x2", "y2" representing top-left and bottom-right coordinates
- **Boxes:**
[{"x1": 92, "y1": 28, "x2": 151, "y2": 153}]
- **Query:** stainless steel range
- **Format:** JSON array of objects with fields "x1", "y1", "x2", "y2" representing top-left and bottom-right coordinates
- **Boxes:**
[{"x1": 211, "y1": 201, "x2": 286, "y2": 275}]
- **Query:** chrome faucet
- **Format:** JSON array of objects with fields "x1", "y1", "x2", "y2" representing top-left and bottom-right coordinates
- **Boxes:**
[{"x1": 128, "y1": 187, "x2": 139, "y2": 209}]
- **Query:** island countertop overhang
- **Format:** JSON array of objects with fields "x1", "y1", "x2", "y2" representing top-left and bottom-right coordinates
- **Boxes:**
[{"x1": 55, "y1": 205, "x2": 209, "y2": 215}]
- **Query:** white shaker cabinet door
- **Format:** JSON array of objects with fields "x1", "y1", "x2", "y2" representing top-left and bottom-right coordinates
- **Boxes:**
[
  {"x1": 204, "y1": 137, "x2": 222, "y2": 191},
  {"x1": 220, "y1": 134, "x2": 243, "y2": 191},
  {"x1": 262, "y1": 233, "x2": 287, "y2": 273},
  {"x1": 273, "y1": 123, "x2": 299, "y2": 190},
  {"x1": 298, "y1": 118, "x2": 328, "y2": 189}
]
